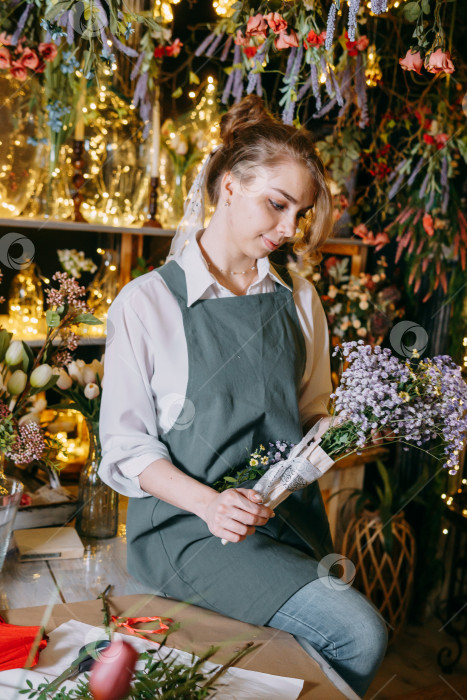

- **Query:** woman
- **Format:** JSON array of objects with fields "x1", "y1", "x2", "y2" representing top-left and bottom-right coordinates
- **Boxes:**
[{"x1": 99, "y1": 96, "x2": 388, "y2": 698}]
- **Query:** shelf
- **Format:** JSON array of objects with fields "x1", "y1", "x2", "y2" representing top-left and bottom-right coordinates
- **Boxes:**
[
  {"x1": 22, "y1": 337, "x2": 106, "y2": 347},
  {"x1": 0, "y1": 217, "x2": 175, "y2": 237},
  {"x1": 0, "y1": 217, "x2": 369, "y2": 247}
]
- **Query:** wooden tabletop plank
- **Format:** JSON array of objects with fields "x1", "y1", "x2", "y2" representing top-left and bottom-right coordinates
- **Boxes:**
[
  {"x1": 0, "y1": 556, "x2": 58, "y2": 611},
  {"x1": 46, "y1": 532, "x2": 161, "y2": 603}
]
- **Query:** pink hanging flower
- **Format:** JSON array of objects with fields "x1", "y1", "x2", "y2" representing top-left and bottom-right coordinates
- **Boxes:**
[
  {"x1": 165, "y1": 38, "x2": 183, "y2": 57},
  {"x1": 234, "y1": 30, "x2": 250, "y2": 47},
  {"x1": 353, "y1": 223, "x2": 372, "y2": 239},
  {"x1": 10, "y1": 61, "x2": 28, "y2": 81},
  {"x1": 304, "y1": 29, "x2": 326, "y2": 48},
  {"x1": 435, "y1": 133, "x2": 449, "y2": 149},
  {"x1": 274, "y1": 29, "x2": 299, "y2": 50},
  {"x1": 0, "y1": 46, "x2": 11, "y2": 69},
  {"x1": 425, "y1": 48, "x2": 455, "y2": 74},
  {"x1": 246, "y1": 14, "x2": 268, "y2": 38},
  {"x1": 264, "y1": 12, "x2": 288, "y2": 34},
  {"x1": 38, "y1": 42, "x2": 58, "y2": 62},
  {"x1": 243, "y1": 46, "x2": 258, "y2": 59},
  {"x1": 355, "y1": 35, "x2": 369, "y2": 51},
  {"x1": 0, "y1": 32, "x2": 12, "y2": 46},
  {"x1": 374, "y1": 232, "x2": 390, "y2": 251},
  {"x1": 399, "y1": 49, "x2": 423, "y2": 75},
  {"x1": 422, "y1": 213, "x2": 435, "y2": 236},
  {"x1": 19, "y1": 48, "x2": 39, "y2": 70}
]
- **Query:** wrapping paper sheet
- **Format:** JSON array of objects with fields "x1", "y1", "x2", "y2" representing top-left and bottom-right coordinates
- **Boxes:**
[{"x1": 0, "y1": 619, "x2": 304, "y2": 699}]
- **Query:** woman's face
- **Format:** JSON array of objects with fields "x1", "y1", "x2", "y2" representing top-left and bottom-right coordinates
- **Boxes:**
[{"x1": 222, "y1": 159, "x2": 315, "y2": 259}]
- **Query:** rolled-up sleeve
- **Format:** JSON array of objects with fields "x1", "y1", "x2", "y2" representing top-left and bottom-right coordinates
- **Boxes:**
[
  {"x1": 98, "y1": 294, "x2": 171, "y2": 498},
  {"x1": 295, "y1": 278, "x2": 333, "y2": 425}
]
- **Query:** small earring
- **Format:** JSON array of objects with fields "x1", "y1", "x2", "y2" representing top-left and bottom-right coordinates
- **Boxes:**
[{"x1": 224, "y1": 200, "x2": 231, "y2": 207}]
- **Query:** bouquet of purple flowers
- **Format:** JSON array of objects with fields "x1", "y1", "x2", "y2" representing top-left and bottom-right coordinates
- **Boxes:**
[
  {"x1": 323, "y1": 341, "x2": 467, "y2": 475},
  {"x1": 219, "y1": 340, "x2": 466, "y2": 544}
]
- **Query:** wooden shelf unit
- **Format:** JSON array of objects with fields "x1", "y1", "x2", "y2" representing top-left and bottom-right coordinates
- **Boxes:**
[{"x1": 0, "y1": 216, "x2": 370, "y2": 290}]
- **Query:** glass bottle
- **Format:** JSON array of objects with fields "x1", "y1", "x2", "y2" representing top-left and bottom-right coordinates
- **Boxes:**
[
  {"x1": 75, "y1": 420, "x2": 118, "y2": 539},
  {"x1": 7, "y1": 262, "x2": 46, "y2": 340}
]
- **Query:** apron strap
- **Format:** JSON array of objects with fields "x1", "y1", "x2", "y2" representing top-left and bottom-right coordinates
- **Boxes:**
[{"x1": 156, "y1": 260, "x2": 188, "y2": 307}]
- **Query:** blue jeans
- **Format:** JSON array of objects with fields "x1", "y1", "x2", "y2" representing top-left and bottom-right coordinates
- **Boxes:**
[{"x1": 266, "y1": 578, "x2": 388, "y2": 698}]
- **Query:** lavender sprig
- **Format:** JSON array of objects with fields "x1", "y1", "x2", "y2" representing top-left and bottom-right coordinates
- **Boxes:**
[{"x1": 325, "y1": 2, "x2": 338, "y2": 51}]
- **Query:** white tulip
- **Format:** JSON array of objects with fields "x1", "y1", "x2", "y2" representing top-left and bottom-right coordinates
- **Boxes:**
[
  {"x1": 54, "y1": 367, "x2": 73, "y2": 390},
  {"x1": 90, "y1": 358, "x2": 104, "y2": 381},
  {"x1": 67, "y1": 361, "x2": 85, "y2": 386},
  {"x1": 19, "y1": 412, "x2": 41, "y2": 426},
  {"x1": 7, "y1": 369, "x2": 27, "y2": 395},
  {"x1": 83, "y1": 365, "x2": 98, "y2": 385},
  {"x1": 84, "y1": 382, "x2": 100, "y2": 399},
  {"x1": 30, "y1": 364, "x2": 53, "y2": 388},
  {"x1": 5, "y1": 340, "x2": 24, "y2": 366}
]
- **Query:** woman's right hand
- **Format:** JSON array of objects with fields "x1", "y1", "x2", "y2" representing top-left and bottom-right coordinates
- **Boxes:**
[{"x1": 201, "y1": 488, "x2": 275, "y2": 543}]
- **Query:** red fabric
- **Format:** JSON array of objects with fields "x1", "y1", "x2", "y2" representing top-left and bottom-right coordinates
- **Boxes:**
[{"x1": 0, "y1": 615, "x2": 48, "y2": 671}]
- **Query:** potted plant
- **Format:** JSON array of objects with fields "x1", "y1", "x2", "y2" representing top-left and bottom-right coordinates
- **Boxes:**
[{"x1": 331, "y1": 459, "x2": 430, "y2": 643}]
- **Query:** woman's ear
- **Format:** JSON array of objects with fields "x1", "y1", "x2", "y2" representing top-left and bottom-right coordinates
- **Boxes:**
[{"x1": 220, "y1": 170, "x2": 234, "y2": 203}]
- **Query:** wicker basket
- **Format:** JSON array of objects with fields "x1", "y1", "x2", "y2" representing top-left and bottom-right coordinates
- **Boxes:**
[{"x1": 342, "y1": 509, "x2": 416, "y2": 644}]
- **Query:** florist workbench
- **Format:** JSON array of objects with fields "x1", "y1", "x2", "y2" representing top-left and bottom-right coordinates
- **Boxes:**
[{"x1": 0, "y1": 496, "x2": 356, "y2": 699}]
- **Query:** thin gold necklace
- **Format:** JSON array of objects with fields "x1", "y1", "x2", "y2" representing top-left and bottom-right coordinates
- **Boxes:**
[{"x1": 207, "y1": 260, "x2": 257, "y2": 276}]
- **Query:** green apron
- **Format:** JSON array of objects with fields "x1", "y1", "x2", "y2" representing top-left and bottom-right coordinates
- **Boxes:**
[{"x1": 126, "y1": 259, "x2": 334, "y2": 626}]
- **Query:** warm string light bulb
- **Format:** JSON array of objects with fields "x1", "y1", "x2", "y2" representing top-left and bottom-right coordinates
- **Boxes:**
[{"x1": 213, "y1": 0, "x2": 236, "y2": 16}]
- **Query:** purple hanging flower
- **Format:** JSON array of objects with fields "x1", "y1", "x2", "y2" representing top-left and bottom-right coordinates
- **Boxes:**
[
  {"x1": 310, "y1": 62, "x2": 322, "y2": 111},
  {"x1": 330, "y1": 68, "x2": 344, "y2": 106},
  {"x1": 348, "y1": 0, "x2": 361, "y2": 42},
  {"x1": 11, "y1": 2, "x2": 33, "y2": 45},
  {"x1": 371, "y1": 0, "x2": 388, "y2": 12},
  {"x1": 220, "y1": 35, "x2": 233, "y2": 62},
  {"x1": 325, "y1": 3, "x2": 337, "y2": 52},
  {"x1": 110, "y1": 33, "x2": 139, "y2": 58},
  {"x1": 130, "y1": 52, "x2": 144, "y2": 81},
  {"x1": 425, "y1": 188, "x2": 435, "y2": 212},
  {"x1": 388, "y1": 158, "x2": 408, "y2": 183},
  {"x1": 221, "y1": 69, "x2": 235, "y2": 104},
  {"x1": 419, "y1": 171, "x2": 430, "y2": 199},
  {"x1": 133, "y1": 72, "x2": 148, "y2": 107},
  {"x1": 313, "y1": 96, "x2": 337, "y2": 119},
  {"x1": 232, "y1": 45, "x2": 244, "y2": 103},
  {"x1": 355, "y1": 54, "x2": 368, "y2": 128},
  {"x1": 205, "y1": 32, "x2": 225, "y2": 58},
  {"x1": 407, "y1": 157, "x2": 425, "y2": 186},
  {"x1": 195, "y1": 32, "x2": 216, "y2": 57},
  {"x1": 441, "y1": 188, "x2": 450, "y2": 214},
  {"x1": 441, "y1": 155, "x2": 448, "y2": 188},
  {"x1": 388, "y1": 171, "x2": 405, "y2": 200},
  {"x1": 297, "y1": 75, "x2": 313, "y2": 101}
]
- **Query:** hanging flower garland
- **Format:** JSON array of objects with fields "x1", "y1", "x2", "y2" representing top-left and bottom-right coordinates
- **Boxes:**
[
  {"x1": 357, "y1": 95, "x2": 467, "y2": 302},
  {"x1": 398, "y1": 0, "x2": 456, "y2": 77},
  {"x1": 193, "y1": 1, "x2": 379, "y2": 127}
]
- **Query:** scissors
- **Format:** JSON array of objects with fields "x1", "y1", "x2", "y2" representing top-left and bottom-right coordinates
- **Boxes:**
[{"x1": 44, "y1": 638, "x2": 112, "y2": 694}]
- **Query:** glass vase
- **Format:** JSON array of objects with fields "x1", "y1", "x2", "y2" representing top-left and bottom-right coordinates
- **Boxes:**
[
  {"x1": 0, "y1": 453, "x2": 24, "y2": 573},
  {"x1": 75, "y1": 421, "x2": 118, "y2": 539},
  {"x1": 82, "y1": 249, "x2": 119, "y2": 340},
  {"x1": 0, "y1": 74, "x2": 43, "y2": 217},
  {"x1": 6, "y1": 262, "x2": 46, "y2": 341}
]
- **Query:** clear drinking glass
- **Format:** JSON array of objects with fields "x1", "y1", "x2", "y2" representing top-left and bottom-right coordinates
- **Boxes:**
[{"x1": 0, "y1": 477, "x2": 23, "y2": 573}]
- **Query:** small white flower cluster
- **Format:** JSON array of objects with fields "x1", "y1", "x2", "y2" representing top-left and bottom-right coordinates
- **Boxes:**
[{"x1": 57, "y1": 249, "x2": 97, "y2": 279}]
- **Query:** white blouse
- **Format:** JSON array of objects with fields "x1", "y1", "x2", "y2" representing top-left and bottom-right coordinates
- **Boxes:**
[{"x1": 98, "y1": 229, "x2": 332, "y2": 498}]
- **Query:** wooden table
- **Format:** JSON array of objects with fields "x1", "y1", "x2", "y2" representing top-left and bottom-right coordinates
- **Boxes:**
[
  {"x1": 0, "y1": 497, "x2": 358, "y2": 699},
  {"x1": 3, "y1": 595, "x2": 351, "y2": 699}
]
